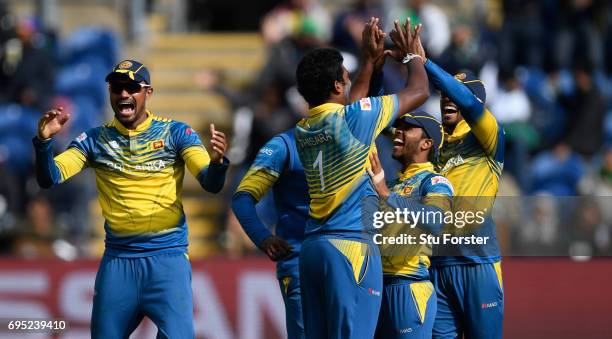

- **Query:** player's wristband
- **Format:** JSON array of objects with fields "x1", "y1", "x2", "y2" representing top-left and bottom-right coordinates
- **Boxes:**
[
  {"x1": 402, "y1": 53, "x2": 422, "y2": 64},
  {"x1": 367, "y1": 167, "x2": 385, "y2": 185}
]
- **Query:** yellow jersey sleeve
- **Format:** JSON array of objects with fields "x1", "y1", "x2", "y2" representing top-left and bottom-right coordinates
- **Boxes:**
[
  {"x1": 236, "y1": 168, "x2": 280, "y2": 202},
  {"x1": 181, "y1": 145, "x2": 211, "y2": 178},
  {"x1": 54, "y1": 147, "x2": 88, "y2": 182},
  {"x1": 469, "y1": 108, "x2": 501, "y2": 157}
]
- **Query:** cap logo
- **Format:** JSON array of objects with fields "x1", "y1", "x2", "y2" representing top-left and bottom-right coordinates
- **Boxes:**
[
  {"x1": 454, "y1": 73, "x2": 466, "y2": 81},
  {"x1": 118, "y1": 61, "x2": 133, "y2": 69}
]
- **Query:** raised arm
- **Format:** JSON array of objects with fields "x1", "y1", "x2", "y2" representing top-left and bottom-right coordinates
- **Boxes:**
[
  {"x1": 33, "y1": 107, "x2": 88, "y2": 188},
  {"x1": 388, "y1": 20, "x2": 429, "y2": 115},
  {"x1": 349, "y1": 17, "x2": 386, "y2": 103},
  {"x1": 182, "y1": 123, "x2": 229, "y2": 193},
  {"x1": 424, "y1": 60, "x2": 503, "y2": 157}
]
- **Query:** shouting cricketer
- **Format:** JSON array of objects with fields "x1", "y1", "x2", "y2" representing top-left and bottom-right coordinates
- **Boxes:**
[{"x1": 33, "y1": 60, "x2": 229, "y2": 338}]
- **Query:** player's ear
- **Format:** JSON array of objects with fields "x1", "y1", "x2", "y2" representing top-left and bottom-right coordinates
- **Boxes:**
[
  {"x1": 333, "y1": 80, "x2": 343, "y2": 95},
  {"x1": 146, "y1": 86, "x2": 153, "y2": 98},
  {"x1": 421, "y1": 138, "x2": 432, "y2": 152}
]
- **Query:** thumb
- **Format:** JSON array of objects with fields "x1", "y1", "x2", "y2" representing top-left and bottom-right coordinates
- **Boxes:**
[{"x1": 210, "y1": 123, "x2": 216, "y2": 136}]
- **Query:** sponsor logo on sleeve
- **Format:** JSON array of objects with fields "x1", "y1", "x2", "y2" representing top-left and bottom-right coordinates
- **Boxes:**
[
  {"x1": 75, "y1": 133, "x2": 87, "y2": 142},
  {"x1": 259, "y1": 147, "x2": 274, "y2": 156},
  {"x1": 359, "y1": 98, "x2": 372, "y2": 111},
  {"x1": 431, "y1": 176, "x2": 454, "y2": 194}
]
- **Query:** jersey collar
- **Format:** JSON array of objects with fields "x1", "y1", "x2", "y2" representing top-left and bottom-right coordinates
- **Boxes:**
[
  {"x1": 112, "y1": 110, "x2": 153, "y2": 136},
  {"x1": 445, "y1": 119, "x2": 470, "y2": 142},
  {"x1": 398, "y1": 162, "x2": 434, "y2": 181},
  {"x1": 308, "y1": 103, "x2": 344, "y2": 117}
]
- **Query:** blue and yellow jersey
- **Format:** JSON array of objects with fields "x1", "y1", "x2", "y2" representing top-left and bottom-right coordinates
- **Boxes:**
[
  {"x1": 381, "y1": 162, "x2": 453, "y2": 280},
  {"x1": 294, "y1": 95, "x2": 398, "y2": 236},
  {"x1": 234, "y1": 129, "x2": 309, "y2": 278},
  {"x1": 439, "y1": 114, "x2": 504, "y2": 197},
  {"x1": 37, "y1": 111, "x2": 227, "y2": 257},
  {"x1": 425, "y1": 60, "x2": 505, "y2": 265}
]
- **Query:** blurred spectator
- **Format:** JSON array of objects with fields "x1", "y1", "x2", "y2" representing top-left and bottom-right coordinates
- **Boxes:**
[
  {"x1": 1, "y1": 17, "x2": 55, "y2": 110},
  {"x1": 552, "y1": 0, "x2": 608, "y2": 72},
  {"x1": 593, "y1": 147, "x2": 612, "y2": 196},
  {"x1": 519, "y1": 68, "x2": 569, "y2": 148},
  {"x1": 257, "y1": 21, "x2": 323, "y2": 101},
  {"x1": 332, "y1": 0, "x2": 382, "y2": 57},
  {"x1": 490, "y1": 68, "x2": 535, "y2": 189},
  {"x1": 12, "y1": 196, "x2": 62, "y2": 259},
  {"x1": 559, "y1": 64, "x2": 606, "y2": 157},
  {"x1": 588, "y1": 147, "x2": 612, "y2": 230},
  {"x1": 498, "y1": 0, "x2": 543, "y2": 70},
  {"x1": 569, "y1": 196, "x2": 610, "y2": 256},
  {"x1": 491, "y1": 69, "x2": 532, "y2": 124},
  {"x1": 513, "y1": 195, "x2": 563, "y2": 255},
  {"x1": 385, "y1": 0, "x2": 450, "y2": 59},
  {"x1": 436, "y1": 23, "x2": 486, "y2": 75},
  {"x1": 529, "y1": 143, "x2": 585, "y2": 195},
  {"x1": 261, "y1": 0, "x2": 330, "y2": 45}
]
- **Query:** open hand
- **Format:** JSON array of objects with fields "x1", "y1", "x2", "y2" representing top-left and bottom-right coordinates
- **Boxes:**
[
  {"x1": 361, "y1": 17, "x2": 386, "y2": 65},
  {"x1": 412, "y1": 24, "x2": 427, "y2": 62},
  {"x1": 386, "y1": 18, "x2": 426, "y2": 63},
  {"x1": 37, "y1": 107, "x2": 70, "y2": 140}
]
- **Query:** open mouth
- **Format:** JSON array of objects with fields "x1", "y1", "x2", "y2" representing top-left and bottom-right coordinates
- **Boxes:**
[
  {"x1": 393, "y1": 138, "x2": 404, "y2": 150},
  {"x1": 443, "y1": 105, "x2": 458, "y2": 115},
  {"x1": 117, "y1": 101, "x2": 135, "y2": 116}
]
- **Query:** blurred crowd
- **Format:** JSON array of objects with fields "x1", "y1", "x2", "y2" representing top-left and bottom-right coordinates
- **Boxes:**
[
  {"x1": 0, "y1": 3, "x2": 119, "y2": 258},
  {"x1": 0, "y1": 0, "x2": 610, "y2": 259}
]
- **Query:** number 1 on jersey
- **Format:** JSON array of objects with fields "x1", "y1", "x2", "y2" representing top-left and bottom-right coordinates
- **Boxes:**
[{"x1": 313, "y1": 150, "x2": 325, "y2": 191}]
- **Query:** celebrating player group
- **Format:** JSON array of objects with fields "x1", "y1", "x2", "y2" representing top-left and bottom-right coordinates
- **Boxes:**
[
  {"x1": 34, "y1": 14, "x2": 503, "y2": 339},
  {"x1": 234, "y1": 16, "x2": 504, "y2": 339}
]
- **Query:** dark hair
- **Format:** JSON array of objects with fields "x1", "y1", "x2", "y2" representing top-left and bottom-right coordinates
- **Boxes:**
[{"x1": 296, "y1": 48, "x2": 344, "y2": 106}]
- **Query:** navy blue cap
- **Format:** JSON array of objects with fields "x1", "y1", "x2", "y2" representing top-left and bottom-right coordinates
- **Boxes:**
[
  {"x1": 454, "y1": 70, "x2": 485, "y2": 103},
  {"x1": 394, "y1": 111, "x2": 443, "y2": 154},
  {"x1": 105, "y1": 59, "x2": 151, "y2": 84}
]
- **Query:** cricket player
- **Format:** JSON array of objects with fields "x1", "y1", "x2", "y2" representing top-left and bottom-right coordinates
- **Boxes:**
[
  {"x1": 424, "y1": 61, "x2": 505, "y2": 337},
  {"x1": 232, "y1": 128, "x2": 308, "y2": 339},
  {"x1": 32, "y1": 60, "x2": 229, "y2": 338},
  {"x1": 368, "y1": 112, "x2": 453, "y2": 338},
  {"x1": 293, "y1": 18, "x2": 430, "y2": 338}
]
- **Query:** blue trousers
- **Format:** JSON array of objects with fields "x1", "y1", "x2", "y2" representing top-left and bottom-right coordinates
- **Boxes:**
[
  {"x1": 91, "y1": 251, "x2": 194, "y2": 339},
  {"x1": 430, "y1": 262, "x2": 504, "y2": 339},
  {"x1": 299, "y1": 235, "x2": 383, "y2": 339},
  {"x1": 376, "y1": 277, "x2": 437, "y2": 338},
  {"x1": 279, "y1": 273, "x2": 305, "y2": 339}
]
